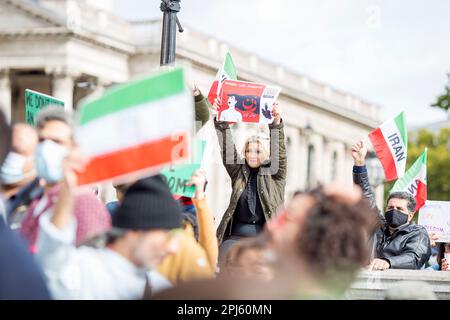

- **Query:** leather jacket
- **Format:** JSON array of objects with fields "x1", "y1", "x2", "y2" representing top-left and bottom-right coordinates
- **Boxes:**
[{"x1": 353, "y1": 166, "x2": 431, "y2": 269}]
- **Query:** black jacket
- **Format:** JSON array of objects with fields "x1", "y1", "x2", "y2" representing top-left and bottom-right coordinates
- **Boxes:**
[{"x1": 353, "y1": 166, "x2": 431, "y2": 270}]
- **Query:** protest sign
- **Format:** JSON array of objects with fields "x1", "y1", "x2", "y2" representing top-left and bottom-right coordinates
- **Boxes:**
[
  {"x1": 218, "y1": 80, "x2": 281, "y2": 124},
  {"x1": 75, "y1": 68, "x2": 194, "y2": 186},
  {"x1": 418, "y1": 201, "x2": 450, "y2": 243},
  {"x1": 25, "y1": 89, "x2": 64, "y2": 126},
  {"x1": 160, "y1": 140, "x2": 206, "y2": 198}
]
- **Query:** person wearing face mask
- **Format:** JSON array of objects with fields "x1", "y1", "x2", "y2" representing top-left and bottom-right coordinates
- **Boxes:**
[
  {"x1": 212, "y1": 101, "x2": 286, "y2": 264},
  {"x1": 0, "y1": 110, "x2": 50, "y2": 300},
  {"x1": 0, "y1": 124, "x2": 42, "y2": 226},
  {"x1": 35, "y1": 149, "x2": 182, "y2": 299},
  {"x1": 351, "y1": 140, "x2": 431, "y2": 270},
  {"x1": 19, "y1": 107, "x2": 111, "y2": 253}
]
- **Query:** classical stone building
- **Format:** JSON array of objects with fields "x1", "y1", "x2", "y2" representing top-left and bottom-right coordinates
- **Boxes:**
[{"x1": 0, "y1": 0, "x2": 385, "y2": 224}]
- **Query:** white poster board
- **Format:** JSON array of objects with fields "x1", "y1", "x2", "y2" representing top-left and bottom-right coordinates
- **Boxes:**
[{"x1": 418, "y1": 201, "x2": 450, "y2": 243}]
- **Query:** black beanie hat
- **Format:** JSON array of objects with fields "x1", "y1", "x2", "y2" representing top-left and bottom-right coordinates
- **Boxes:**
[{"x1": 113, "y1": 175, "x2": 182, "y2": 230}]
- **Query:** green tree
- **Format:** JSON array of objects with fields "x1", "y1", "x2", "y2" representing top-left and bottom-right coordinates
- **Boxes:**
[
  {"x1": 432, "y1": 74, "x2": 450, "y2": 115},
  {"x1": 384, "y1": 127, "x2": 450, "y2": 203}
]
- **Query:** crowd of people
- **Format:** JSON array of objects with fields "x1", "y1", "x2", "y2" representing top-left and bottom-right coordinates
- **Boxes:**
[{"x1": 0, "y1": 84, "x2": 447, "y2": 300}]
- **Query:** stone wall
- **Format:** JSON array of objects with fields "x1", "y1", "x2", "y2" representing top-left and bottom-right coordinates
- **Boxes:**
[{"x1": 347, "y1": 269, "x2": 450, "y2": 300}]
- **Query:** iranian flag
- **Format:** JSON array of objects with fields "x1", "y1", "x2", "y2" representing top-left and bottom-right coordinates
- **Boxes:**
[
  {"x1": 75, "y1": 68, "x2": 193, "y2": 186},
  {"x1": 390, "y1": 149, "x2": 427, "y2": 211},
  {"x1": 368, "y1": 111, "x2": 407, "y2": 181},
  {"x1": 208, "y1": 51, "x2": 237, "y2": 105}
]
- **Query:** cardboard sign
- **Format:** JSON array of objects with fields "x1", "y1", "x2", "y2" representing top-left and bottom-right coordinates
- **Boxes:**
[
  {"x1": 25, "y1": 89, "x2": 64, "y2": 126},
  {"x1": 418, "y1": 201, "x2": 450, "y2": 243},
  {"x1": 160, "y1": 140, "x2": 207, "y2": 198},
  {"x1": 218, "y1": 80, "x2": 281, "y2": 124}
]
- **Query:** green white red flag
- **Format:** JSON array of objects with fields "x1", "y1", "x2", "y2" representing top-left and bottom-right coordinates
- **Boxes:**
[
  {"x1": 75, "y1": 68, "x2": 193, "y2": 186},
  {"x1": 368, "y1": 111, "x2": 407, "y2": 181},
  {"x1": 390, "y1": 149, "x2": 427, "y2": 211},
  {"x1": 208, "y1": 51, "x2": 237, "y2": 105}
]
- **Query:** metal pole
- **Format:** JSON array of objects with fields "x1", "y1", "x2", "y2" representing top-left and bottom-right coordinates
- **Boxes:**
[{"x1": 160, "y1": 0, "x2": 183, "y2": 66}]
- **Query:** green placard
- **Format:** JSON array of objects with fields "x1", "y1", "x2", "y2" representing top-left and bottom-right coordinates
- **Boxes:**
[
  {"x1": 161, "y1": 140, "x2": 207, "y2": 198},
  {"x1": 25, "y1": 89, "x2": 64, "y2": 126}
]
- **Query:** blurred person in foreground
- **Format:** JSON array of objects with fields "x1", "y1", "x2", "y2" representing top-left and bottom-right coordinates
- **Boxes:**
[
  {"x1": 158, "y1": 169, "x2": 218, "y2": 284},
  {"x1": 35, "y1": 149, "x2": 182, "y2": 299},
  {"x1": 0, "y1": 110, "x2": 50, "y2": 299},
  {"x1": 153, "y1": 182, "x2": 377, "y2": 300},
  {"x1": 0, "y1": 123, "x2": 41, "y2": 227},
  {"x1": 352, "y1": 140, "x2": 431, "y2": 270},
  {"x1": 220, "y1": 235, "x2": 273, "y2": 282},
  {"x1": 19, "y1": 107, "x2": 111, "y2": 252}
]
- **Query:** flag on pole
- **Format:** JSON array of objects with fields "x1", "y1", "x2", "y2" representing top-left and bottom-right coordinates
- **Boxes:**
[
  {"x1": 368, "y1": 111, "x2": 407, "y2": 181},
  {"x1": 390, "y1": 149, "x2": 427, "y2": 212},
  {"x1": 75, "y1": 68, "x2": 193, "y2": 186},
  {"x1": 208, "y1": 51, "x2": 237, "y2": 105}
]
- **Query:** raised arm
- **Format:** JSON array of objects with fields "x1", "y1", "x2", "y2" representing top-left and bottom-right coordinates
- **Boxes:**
[
  {"x1": 213, "y1": 100, "x2": 242, "y2": 179},
  {"x1": 268, "y1": 103, "x2": 286, "y2": 180},
  {"x1": 351, "y1": 141, "x2": 380, "y2": 213},
  {"x1": 193, "y1": 85, "x2": 211, "y2": 130},
  {"x1": 35, "y1": 150, "x2": 88, "y2": 296},
  {"x1": 188, "y1": 170, "x2": 218, "y2": 271}
]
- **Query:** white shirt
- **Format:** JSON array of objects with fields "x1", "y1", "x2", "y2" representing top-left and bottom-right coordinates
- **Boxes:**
[
  {"x1": 220, "y1": 108, "x2": 243, "y2": 122},
  {"x1": 36, "y1": 212, "x2": 172, "y2": 300}
]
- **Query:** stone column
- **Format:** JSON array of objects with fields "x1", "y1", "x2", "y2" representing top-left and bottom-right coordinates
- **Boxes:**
[
  {"x1": 322, "y1": 138, "x2": 332, "y2": 183},
  {"x1": 286, "y1": 127, "x2": 302, "y2": 194},
  {"x1": 335, "y1": 141, "x2": 346, "y2": 182},
  {"x1": 52, "y1": 74, "x2": 75, "y2": 112},
  {"x1": 298, "y1": 131, "x2": 309, "y2": 191},
  {"x1": 0, "y1": 69, "x2": 12, "y2": 124},
  {"x1": 46, "y1": 67, "x2": 79, "y2": 112},
  {"x1": 310, "y1": 133, "x2": 324, "y2": 187}
]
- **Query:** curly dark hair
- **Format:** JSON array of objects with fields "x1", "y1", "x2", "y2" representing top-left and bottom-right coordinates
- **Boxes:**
[{"x1": 295, "y1": 187, "x2": 378, "y2": 281}]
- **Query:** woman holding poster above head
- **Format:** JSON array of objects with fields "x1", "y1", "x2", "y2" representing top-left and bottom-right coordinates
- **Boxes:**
[{"x1": 213, "y1": 99, "x2": 286, "y2": 266}]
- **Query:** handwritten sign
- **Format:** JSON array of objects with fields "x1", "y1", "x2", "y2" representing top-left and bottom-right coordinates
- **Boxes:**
[
  {"x1": 418, "y1": 201, "x2": 450, "y2": 242},
  {"x1": 160, "y1": 140, "x2": 206, "y2": 198},
  {"x1": 25, "y1": 89, "x2": 64, "y2": 126}
]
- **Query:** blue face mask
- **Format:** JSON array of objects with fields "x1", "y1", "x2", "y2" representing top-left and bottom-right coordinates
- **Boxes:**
[
  {"x1": 0, "y1": 152, "x2": 33, "y2": 185},
  {"x1": 35, "y1": 140, "x2": 69, "y2": 184}
]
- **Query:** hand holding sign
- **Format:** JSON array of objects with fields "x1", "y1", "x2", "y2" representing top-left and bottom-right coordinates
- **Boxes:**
[
  {"x1": 272, "y1": 102, "x2": 282, "y2": 126},
  {"x1": 418, "y1": 201, "x2": 450, "y2": 243},
  {"x1": 211, "y1": 98, "x2": 220, "y2": 112},
  {"x1": 187, "y1": 169, "x2": 207, "y2": 200}
]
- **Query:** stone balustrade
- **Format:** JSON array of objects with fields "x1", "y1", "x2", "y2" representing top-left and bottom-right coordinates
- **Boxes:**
[{"x1": 347, "y1": 269, "x2": 450, "y2": 300}]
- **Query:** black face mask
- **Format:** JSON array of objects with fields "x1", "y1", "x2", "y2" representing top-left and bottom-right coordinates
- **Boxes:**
[{"x1": 385, "y1": 209, "x2": 409, "y2": 229}]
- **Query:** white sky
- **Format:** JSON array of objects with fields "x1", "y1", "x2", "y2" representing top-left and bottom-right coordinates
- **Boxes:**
[{"x1": 113, "y1": 0, "x2": 450, "y2": 126}]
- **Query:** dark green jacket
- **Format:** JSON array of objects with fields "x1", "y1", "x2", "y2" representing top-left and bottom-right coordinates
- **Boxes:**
[
  {"x1": 214, "y1": 119, "x2": 287, "y2": 244},
  {"x1": 194, "y1": 93, "x2": 211, "y2": 130}
]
